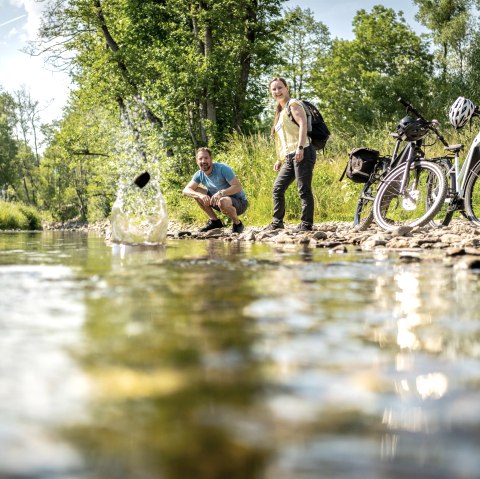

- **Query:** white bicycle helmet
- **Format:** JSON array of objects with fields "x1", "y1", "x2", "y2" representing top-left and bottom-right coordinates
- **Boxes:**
[{"x1": 449, "y1": 97, "x2": 476, "y2": 129}]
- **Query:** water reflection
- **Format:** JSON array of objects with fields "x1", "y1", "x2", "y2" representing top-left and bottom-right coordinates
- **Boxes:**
[
  {"x1": 1, "y1": 234, "x2": 480, "y2": 478},
  {"x1": 376, "y1": 264, "x2": 480, "y2": 477},
  {"x1": 64, "y1": 240, "x2": 272, "y2": 478}
]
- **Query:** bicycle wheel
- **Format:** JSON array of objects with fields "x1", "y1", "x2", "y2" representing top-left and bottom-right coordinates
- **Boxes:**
[
  {"x1": 464, "y1": 162, "x2": 480, "y2": 226},
  {"x1": 373, "y1": 161, "x2": 447, "y2": 231},
  {"x1": 354, "y1": 181, "x2": 376, "y2": 230}
]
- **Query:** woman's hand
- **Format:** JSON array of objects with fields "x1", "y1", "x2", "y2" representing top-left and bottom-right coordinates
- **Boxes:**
[
  {"x1": 294, "y1": 148, "x2": 304, "y2": 162},
  {"x1": 274, "y1": 160, "x2": 282, "y2": 171}
]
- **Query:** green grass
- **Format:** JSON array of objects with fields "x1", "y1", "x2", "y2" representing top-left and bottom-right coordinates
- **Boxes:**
[
  {"x1": 165, "y1": 124, "x2": 472, "y2": 228},
  {"x1": 170, "y1": 130, "x2": 401, "y2": 227},
  {"x1": 0, "y1": 201, "x2": 43, "y2": 230}
]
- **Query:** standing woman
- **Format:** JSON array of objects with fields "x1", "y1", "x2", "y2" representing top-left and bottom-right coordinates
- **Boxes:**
[{"x1": 265, "y1": 77, "x2": 316, "y2": 231}]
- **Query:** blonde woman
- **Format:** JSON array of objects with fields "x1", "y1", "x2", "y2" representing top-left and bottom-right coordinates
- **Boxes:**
[{"x1": 266, "y1": 77, "x2": 316, "y2": 231}]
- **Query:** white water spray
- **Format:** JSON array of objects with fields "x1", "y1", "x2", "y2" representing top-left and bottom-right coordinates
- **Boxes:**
[{"x1": 110, "y1": 173, "x2": 168, "y2": 245}]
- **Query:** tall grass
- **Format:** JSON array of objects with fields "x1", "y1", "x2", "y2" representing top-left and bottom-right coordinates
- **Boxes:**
[
  {"x1": 170, "y1": 128, "x2": 401, "y2": 226},
  {"x1": 0, "y1": 201, "x2": 42, "y2": 230},
  {"x1": 170, "y1": 123, "x2": 471, "y2": 227}
]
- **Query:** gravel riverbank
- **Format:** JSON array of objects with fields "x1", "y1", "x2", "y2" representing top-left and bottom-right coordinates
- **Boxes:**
[
  {"x1": 43, "y1": 218, "x2": 480, "y2": 267},
  {"x1": 169, "y1": 219, "x2": 480, "y2": 267}
]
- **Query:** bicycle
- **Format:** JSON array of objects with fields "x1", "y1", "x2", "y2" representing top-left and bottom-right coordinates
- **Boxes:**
[
  {"x1": 372, "y1": 99, "x2": 449, "y2": 231},
  {"x1": 427, "y1": 97, "x2": 480, "y2": 227},
  {"x1": 351, "y1": 98, "x2": 448, "y2": 231},
  {"x1": 352, "y1": 132, "x2": 412, "y2": 230}
]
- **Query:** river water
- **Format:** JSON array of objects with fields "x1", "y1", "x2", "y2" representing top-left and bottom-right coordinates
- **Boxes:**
[{"x1": 1, "y1": 231, "x2": 480, "y2": 479}]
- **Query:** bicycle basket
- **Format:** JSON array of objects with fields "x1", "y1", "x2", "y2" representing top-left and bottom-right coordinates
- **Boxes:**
[
  {"x1": 395, "y1": 116, "x2": 429, "y2": 141},
  {"x1": 343, "y1": 147, "x2": 380, "y2": 183}
]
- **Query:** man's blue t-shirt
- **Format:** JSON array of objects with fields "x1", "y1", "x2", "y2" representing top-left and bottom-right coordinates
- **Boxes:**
[{"x1": 192, "y1": 163, "x2": 247, "y2": 201}]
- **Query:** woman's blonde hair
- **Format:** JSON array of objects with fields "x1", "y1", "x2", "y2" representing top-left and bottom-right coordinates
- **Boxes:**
[{"x1": 269, "y1": 77, "x2": 289, "y2": 136}]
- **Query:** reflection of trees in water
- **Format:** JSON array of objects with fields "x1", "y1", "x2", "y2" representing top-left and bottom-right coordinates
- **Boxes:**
[
  {"x1": 373, "y1": 264, "x2": 480, "y2": 474},
  {"x1": 62, "y1": 255, "x2": 272, "y2": 479}
]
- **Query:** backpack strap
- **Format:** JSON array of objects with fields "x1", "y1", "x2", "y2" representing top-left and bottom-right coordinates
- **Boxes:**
[{"x1": 285, "y1": 99, "x2": 299, "y2": 127}]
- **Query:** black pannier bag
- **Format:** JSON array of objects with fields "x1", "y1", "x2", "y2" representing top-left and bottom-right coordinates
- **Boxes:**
[{"x1": 340, "y1": 147, "x2": 380, "y2": 183}]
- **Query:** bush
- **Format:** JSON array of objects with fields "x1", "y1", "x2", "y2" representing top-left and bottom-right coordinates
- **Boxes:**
[
  {"x1": 0, "y1": 201, "x2": 42, "y2": 230},
  {"x1": 18, "y1": 204, "x2": 43, "y2": 230}
]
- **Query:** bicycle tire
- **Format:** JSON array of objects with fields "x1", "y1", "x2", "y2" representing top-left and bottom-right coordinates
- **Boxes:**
[
  {"x1": 354, "y1": 181, "x2": 376, "y2": 230},
  {"x1": 373, "y1": 161, "x2": 447, "y2": 231},
  {"x1": 464, "y1": 161, "x2": 480, "y2": 226}
]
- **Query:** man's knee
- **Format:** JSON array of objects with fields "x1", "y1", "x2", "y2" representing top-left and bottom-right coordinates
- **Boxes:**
[{"x1": 218, "y1": 197, "x2": 233, "y2": 212}]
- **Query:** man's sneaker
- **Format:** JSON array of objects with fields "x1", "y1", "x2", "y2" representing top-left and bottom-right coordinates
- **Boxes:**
[
  {"x1": 232, "y1": 221, "x2": 244, "y2": 234},
  {"x1": 293, "y1": 222, "x2": 313, "y2": 232},
  {"x1": 263, "y1": 222, "x2": 284, "y2": 231},
  {"x1": 199, "y1": 219, "x2": 224, "y2": 232}
]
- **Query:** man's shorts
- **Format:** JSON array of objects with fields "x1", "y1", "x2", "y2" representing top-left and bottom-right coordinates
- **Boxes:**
[{"x1": 212, "y1": 196, "x2": 249, "y2": 215}]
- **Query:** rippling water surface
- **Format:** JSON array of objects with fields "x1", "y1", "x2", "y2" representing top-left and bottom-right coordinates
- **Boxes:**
[{"x1": 1, "y1": 231, "x2": 480, "y2": 479}]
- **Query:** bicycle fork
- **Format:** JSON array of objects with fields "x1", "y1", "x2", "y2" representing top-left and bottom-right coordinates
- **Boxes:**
[{"x1": 398, "y1": 146, "x2": 420, "y2": 209}]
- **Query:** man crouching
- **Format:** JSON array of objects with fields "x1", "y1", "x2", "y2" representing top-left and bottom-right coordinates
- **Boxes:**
[{"x1": 183, "y1": 147, "x2": 249, "y2": 233}]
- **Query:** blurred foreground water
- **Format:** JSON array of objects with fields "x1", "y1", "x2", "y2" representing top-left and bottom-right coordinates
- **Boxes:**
[{"x1": 1, "y1": 231, "x2": 480, "y2": 479}]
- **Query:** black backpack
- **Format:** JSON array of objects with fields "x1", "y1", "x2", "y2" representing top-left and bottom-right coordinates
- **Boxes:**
[
  {"x1": 340, "y1": 147, "x2": 379, "y2": 183},
  {"x1": 287, "y1": 100, "x2": 330, "y2": 151}
]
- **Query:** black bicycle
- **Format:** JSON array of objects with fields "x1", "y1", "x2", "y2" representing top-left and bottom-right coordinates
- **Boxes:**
[
  {"x1": 352, "y1": 136, "x2": 408, "y2": 230},
  {"x1": 350, "y1": 98, "x2": 448, "y2": 231},
  {"x1": 372, "y1": 99, "x2": 449, "y2": 231}
]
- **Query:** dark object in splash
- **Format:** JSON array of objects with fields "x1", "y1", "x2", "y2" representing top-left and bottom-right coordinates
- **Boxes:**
[{"x1": 134, "y1": 171, "x2": 150, "y2": 188}]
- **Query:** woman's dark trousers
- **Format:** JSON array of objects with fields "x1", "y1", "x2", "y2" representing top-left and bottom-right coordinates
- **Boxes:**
[{"x1": 272, "y1": 145, "x2": 316, "y2": 226}]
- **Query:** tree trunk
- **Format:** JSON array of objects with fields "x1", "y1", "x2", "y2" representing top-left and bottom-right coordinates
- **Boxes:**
[
  {"x1": 93, "y1": 0, "x2": 163, "y2": 128},
  {"x1": 234, "y1": 0, "x2": 257, "y2": 130}
]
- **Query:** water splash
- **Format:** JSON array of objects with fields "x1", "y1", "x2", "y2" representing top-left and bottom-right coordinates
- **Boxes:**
[{"x1": 110, "y1": 174, "x2": 168, "y2": 245}]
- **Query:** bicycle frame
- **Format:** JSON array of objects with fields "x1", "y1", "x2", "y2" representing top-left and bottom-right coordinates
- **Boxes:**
[
  {"x1": 378, "y1": 139, "x2": 424, "y2": 192},
  {"x1": 451, "y1": 130, "x2": 480, "y2": 199}
]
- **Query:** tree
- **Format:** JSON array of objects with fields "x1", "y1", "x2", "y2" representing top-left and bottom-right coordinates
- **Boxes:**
[
  {"x1": 312, "y1": 6, "x2": 433, "y2": 132},
  {"x1": 0, "y1": 90, "x2": 18, "y2": 195},
  {"x1": 33, "y1": 0, "x2": 285, "y2": 153},
  {"x1": 413, "y1": 0, "x2": 474, "y2": 80},
  {"x1": 12, "y1": 87, "x2": 45, "y2": 205},
  {"x1": 279, "y1": 7, "x2": 330, "y2": 99}
]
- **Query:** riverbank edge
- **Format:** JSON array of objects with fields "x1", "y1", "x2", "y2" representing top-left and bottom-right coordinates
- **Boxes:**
[{"x1": 40, "y1": 217, "x2": 480, "y2": 267}]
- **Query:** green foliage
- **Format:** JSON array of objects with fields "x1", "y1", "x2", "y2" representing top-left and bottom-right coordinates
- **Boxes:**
[
  {"x1": 278, "y1": 7, "x2": 331, "y2": 99},
  {"x1": 0, "y1": 201, "x2": 42, "y2": 230},
  {"x1": 413, "y1": 0, "x2": 473, "y2": 74},
  {"x1": 14, "y1": 1, "x2": 480, "y2": 226},
  {"x1": 0, "y1": 90, "x2": 19, "y2": 191},
  {"x1": 17, "y1": 204, "x2": 43, "y2": 230},
  {"x1": 312, "y1": 6, "x2": 433, "y2": 131}
]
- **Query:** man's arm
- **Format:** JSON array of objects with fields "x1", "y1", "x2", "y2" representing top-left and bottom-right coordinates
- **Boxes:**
[
  {"x1": 183, "y1": 180, "x2": 201, "y2": 198},
  {"x1": 183, "y1": 180, "x2": 211, "y2": 206},
  {"x1": 210, "y1": 177, "x2": 242, "y2": 203}
]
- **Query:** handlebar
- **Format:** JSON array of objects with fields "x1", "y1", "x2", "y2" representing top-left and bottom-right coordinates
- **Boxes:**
[{"x1": 398, "y1": 97, "x2": 449, "y2": 147}]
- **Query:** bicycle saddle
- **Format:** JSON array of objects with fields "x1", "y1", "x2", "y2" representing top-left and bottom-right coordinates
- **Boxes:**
[{"x1": 444, "y1": 144, "x2": 464, "y2": 152}]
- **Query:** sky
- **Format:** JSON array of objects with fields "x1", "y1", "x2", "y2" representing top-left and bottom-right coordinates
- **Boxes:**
[{"x1": 0, "y1": 0, "x2": 425, "y2": 126}]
